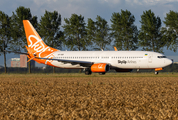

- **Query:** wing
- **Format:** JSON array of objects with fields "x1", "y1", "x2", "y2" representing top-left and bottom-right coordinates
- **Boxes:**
[{"x1": 37, "y1": 57, "x2": 93, "y2": 67}]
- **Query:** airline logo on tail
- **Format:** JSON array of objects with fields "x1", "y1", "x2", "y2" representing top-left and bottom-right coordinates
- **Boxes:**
[
  {"x1": 23, "y1": 20, "x2": 58, "y2": 58},
  {"x1": 28, "y1": 35, "x2": 46, "y2": 53}
]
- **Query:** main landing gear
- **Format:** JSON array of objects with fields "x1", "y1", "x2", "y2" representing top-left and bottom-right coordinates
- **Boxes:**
[{"x1": 85, "y1": 68, "x2": 92, "y2": 75}]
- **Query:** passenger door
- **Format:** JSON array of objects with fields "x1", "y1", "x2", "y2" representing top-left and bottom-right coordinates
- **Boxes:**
[{"x1": 148, "y1": 54, "x2": 152, "y2": 63}]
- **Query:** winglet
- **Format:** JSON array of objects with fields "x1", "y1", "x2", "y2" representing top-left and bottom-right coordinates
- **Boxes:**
[{"x1": 114, "y1": 46, "x2": 118, "y2": 51}]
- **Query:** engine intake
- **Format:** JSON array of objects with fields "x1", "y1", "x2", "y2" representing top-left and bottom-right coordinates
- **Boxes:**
[{"x1": 91, "y1": 63, "x2": 110, "y2": 73}]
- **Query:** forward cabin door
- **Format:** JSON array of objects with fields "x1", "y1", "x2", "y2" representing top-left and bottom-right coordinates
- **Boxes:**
[{"x1": 148, "y1": 54, "x2": 152, "y2": 63}]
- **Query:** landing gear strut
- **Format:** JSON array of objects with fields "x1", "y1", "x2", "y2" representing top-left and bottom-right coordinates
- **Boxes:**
[{"x1": 85, "y1": 68, "x2": 92, "y2": 75}]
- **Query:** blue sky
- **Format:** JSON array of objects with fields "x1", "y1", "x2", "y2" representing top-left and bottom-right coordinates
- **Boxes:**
[{"x1": 1, "y1": 0, "x2": 178, "y2": 67}]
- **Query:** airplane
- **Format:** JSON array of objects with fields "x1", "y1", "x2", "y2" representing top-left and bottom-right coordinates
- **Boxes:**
[{"x1": 23, "y1": 20, "x2": 173, "y2": 75}]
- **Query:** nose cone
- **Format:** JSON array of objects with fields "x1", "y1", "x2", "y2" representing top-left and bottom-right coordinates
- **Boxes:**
[{"x1": 165, "y1": 59, "x2": 173, "y2": 66}]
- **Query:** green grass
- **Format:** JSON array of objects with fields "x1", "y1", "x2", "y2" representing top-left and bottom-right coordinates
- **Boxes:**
[{"x1": 0, "y1": 72, "x2": 178, "y2": 78}]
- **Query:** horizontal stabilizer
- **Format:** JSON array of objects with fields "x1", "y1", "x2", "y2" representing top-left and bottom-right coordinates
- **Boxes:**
[{"x1": 25, "y1": 46, "x2": 36, "y2": 62}]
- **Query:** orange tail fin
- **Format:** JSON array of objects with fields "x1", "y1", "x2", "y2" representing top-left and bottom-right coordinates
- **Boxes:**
[{"x1": 23, "y1": 20, "x2": 58, "y2": 58}]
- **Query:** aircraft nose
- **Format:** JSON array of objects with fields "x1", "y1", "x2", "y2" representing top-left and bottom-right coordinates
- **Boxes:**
[{"x1": 166, "y1": 59, "x2": 173, "y2": 66}]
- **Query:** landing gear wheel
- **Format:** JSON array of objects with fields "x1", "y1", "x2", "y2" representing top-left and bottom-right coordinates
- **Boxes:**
[
  {"x1": 155, "y1": 71, "x2": 159, "y2": 75},
  {"x1": 85, "y1": 68, "x2": 92, "y2": 75},
  {"x1": 85, "y1": 71, "x2": 89, "y2": 75},
  {"x1": 99, "y1": 72, "x2": 105, "y2": 75}
]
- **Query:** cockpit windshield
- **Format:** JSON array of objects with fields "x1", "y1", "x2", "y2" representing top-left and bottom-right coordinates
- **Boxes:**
[{"x1": 158, "y1": 56, "x2": 167, "y2": 58}]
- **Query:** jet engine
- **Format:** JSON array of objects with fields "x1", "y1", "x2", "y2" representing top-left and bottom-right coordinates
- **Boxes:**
[{"x1": 91, "y1": 63, "x2": 110, "y2": 73}]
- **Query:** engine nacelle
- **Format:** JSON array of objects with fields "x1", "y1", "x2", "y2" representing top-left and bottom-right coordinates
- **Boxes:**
[
  {"x1": 115, "y1": 68, "x2": 133, "y2": 72},
  {"x1": 91, "y1": 63, "x2": 110, "y2": 73}
]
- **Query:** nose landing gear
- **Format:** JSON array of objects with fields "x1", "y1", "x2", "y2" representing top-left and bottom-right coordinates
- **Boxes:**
[
  {"x1": 154, "y1": 68, "x2": 162, "y2": 75},
  {"x1": 155, "y1": 71, "x2": 159, "y2": 75}
]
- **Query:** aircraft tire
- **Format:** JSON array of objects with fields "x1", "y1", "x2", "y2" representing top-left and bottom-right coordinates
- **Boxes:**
[
  {"x1": 85, "y1": 69, "x2": 92, "y2": 75},
  {"x1": 155, "y1": 71, "x2": 159, "y2": 75}
]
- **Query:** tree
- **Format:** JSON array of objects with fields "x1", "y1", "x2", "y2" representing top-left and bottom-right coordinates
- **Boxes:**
[
  {"x1": 86, "y1": 16, "x2": 111, "y2": 50},
  {"x1": 0, "y1": 11, "x2": 12, "y2": 73},
  {"x1": 11, "y1": 6, "x2": 38, "y2": 73},
  {"x1": 138, "y1": 10, "x2": 164, "y2": 53},
  {"x1": 86, "y1": 18, "x2": 95, "y2": 49},
  {"x1": 162, "y1": 10, "x2": 178, "y2": 52},
  {"x1": 38, "y1": 10, "x2": 63, "y2": 73},
  {"x1": 63, "y1": 14, "x2": 91, "y2": 51},
  {"x1": 39, "y1": 10, "x2": 63, "y2": 49},
  {"x1": 110, "y1": 10, "x2": 138, "y2": 50}
]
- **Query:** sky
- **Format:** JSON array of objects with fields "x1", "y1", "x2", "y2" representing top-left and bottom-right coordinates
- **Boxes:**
[{"x1": 0, "y1": 0, "x2": 178, "y2": 67}]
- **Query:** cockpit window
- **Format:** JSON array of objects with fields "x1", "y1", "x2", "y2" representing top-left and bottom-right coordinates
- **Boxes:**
[{"x1": 158, "y1": 56, "x2": 167, "y2": 58}]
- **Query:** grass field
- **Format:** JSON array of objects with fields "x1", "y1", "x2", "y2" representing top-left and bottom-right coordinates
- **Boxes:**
[
  {"x1": 0, "y1": 73, "x2": 178, "y2": 119},
  {"x1": 1, "y1": 72, "x2": 178, "y2": 78}
]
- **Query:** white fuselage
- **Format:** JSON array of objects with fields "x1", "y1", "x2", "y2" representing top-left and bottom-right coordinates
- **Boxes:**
[{"x1": 46, "y1": 51, "x2": 172, "y2": 69}]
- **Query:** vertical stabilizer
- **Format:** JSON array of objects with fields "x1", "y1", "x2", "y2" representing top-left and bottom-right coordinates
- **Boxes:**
[{"x1": 23, "y1": 20, "x2": 58, "y2": 58}]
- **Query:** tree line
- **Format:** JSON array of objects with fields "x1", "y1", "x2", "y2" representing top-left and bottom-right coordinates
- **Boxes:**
[{"x1": 1, "y1": 6, "x2": 178, "y2": 73}]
